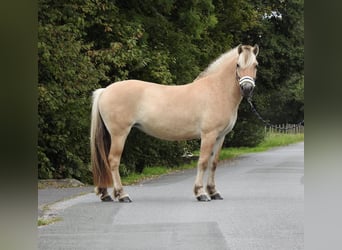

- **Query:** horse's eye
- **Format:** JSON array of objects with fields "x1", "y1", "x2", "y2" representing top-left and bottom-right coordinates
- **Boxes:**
[{"x1": 237, "y1": 64, "x2": 240, "y2": 68}]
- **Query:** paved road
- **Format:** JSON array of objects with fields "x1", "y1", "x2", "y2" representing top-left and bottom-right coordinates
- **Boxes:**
[
  {"x1": 38, "y1": 186, "x2": 94, "y2": 217},
  {"x1": 38, "y1": 142, "x2": 304, "y2": 250}
]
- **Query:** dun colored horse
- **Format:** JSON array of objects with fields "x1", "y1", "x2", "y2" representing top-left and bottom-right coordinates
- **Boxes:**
[{"x1": 91, "y1": 44, "x2": 259, "y2": 202}]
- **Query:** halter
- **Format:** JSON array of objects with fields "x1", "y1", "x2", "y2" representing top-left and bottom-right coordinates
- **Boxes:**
[
  {"x1": 236, "y1": 69, "x2": 256, "y2": 98},
  {"x1": 236, "y1": 68, "x2": 256, "y2": 88},
  {"x1": 239, "y1": 76, "x2": 255, "y2": 87}
]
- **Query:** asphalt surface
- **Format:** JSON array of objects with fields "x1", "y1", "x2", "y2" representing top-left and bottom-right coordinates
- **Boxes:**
[
  {"x1": 38, "y1": 186, "x2": 94, "y2": 217},
  {"x1": 38, "y1": 142, "x2": 304, "y2": 250}
]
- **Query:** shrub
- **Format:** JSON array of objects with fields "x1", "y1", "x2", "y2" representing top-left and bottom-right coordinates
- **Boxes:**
[{"x1": 224, "y1": 101, "x2": 266, "y2": 147}]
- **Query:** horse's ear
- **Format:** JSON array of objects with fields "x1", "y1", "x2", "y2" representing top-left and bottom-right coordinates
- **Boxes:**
[
  {"x1": 238, "y1": 44, "x2": 243, "y2": 54},
  {"x1": 253, "y1": 44, "x2": 259, "y2": 56}
]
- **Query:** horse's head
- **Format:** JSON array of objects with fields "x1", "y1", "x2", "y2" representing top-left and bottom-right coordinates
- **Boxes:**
[{"x1": 236, "y1": 44, "x2": 259, "y2": 98}]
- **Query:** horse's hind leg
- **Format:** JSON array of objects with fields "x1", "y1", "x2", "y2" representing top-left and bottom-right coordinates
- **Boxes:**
[
  {"x1": 95, "y1": 187, "x2": 113, "y2": 202},
  {"x1": 206, "y1": 137, "x2": 224, "y2": 200},
  {"x1": 194, "y1": 133, "x2": 218, "y2": 202},
  {"x1": 108, "y1": 133, "x2": 132, "y2": 203}
]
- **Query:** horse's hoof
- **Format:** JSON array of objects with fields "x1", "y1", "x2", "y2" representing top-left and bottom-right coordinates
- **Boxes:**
[
  {"x1": 196, "y1": 194, "x2": 211, "y2": 202},
  {"x1": 101, "y1": 195, "x2": 113, "y2": 202},
  {"x1": 119, "y1": 196, "x2": 132, "y2": 203},
  {"x1": 210, "y1": 193, "x2": 223, "y2": 200}
]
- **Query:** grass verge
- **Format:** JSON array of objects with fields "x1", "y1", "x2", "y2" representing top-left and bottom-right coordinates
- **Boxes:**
[
  {"x1": 38, "y1": 217, "x2": 62, "y2": 226},
  {"x1": 219, "y1": 132, "x2": 304, "y2": 160},
  {"x1": 122, "y1": 133, "x2": 303, "y2": 185}
]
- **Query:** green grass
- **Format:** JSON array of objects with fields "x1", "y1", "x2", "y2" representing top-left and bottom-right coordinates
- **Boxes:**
[
  {"x1": 122, "y1": 166, "x2": 169, "y2": 185},
  {"x1": 122, "y1": 132, "x2": 304, "y2": 185},
  {"x1": 219, "y1": 132, "x2": 304, "y2": 160},
  {"x1": 38, "y1": 217, "x2": 62, "y2": 226},
  {"x1": 259, "y1": 132, "x2": 304, "y2": 148}
]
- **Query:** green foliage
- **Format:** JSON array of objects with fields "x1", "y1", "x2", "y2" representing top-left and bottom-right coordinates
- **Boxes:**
[
  {"x1": 225, "y1": 120, "x2": 265, "y2": 148},
  {"x1": 120, "y1": 129, "x2": 194, "y2": 175},
  {"x1": 224, "y1": 101, "x2": 266, "y2": 148},
  {"x1": 38, "y1": 19, "x2": 102, "y2": 182},
  {"x1": 38, "y1": 0, "x2": 303, "y2": 183},
  {"x1": 251, "y1": 0, "x2": 304, "y2": 123}
]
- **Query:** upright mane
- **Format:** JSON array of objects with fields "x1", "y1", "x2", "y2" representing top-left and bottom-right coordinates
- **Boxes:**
[
  {"x1": 195, "y1": 46, "x2": 238, "y2": 80},
  {"x1": 195, "y1": 45, "x2": 257, "y2": 80}
]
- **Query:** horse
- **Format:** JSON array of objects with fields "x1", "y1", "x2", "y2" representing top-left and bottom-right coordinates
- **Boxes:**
[{"x1": 90, "y1": 44, "x2": 259, "y2": 202}]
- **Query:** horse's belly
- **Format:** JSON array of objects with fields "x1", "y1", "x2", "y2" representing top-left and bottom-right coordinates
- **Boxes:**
[{"x1": 136, "y1": 117, "x2": 200, "y2": 141}]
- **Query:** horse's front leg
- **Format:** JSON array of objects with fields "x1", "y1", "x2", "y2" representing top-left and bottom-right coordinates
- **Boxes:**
[
  {"x1": 194, "y1": 133, "x2": 218, "y2": 202},
  {"x1": 206, "y1": 137, "x2": 224, "y2": 200}
]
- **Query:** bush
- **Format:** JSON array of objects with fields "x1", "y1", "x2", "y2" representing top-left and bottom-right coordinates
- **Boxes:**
[
  {"x1": 224, "y1": 101, "x2": 266, "y2": 148},
  {"x1": 120, "y1": 129, "x2": 197, "y2": 176},
  {"x1": 38, "y1": 23, "x2": 102, "y2": 183}
]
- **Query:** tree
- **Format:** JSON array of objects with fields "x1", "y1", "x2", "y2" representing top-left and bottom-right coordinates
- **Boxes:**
[
  {"x1": 38, "y1": 14, "x2": 102, "y2": 180},
  {"x1": 38, "y1": 0, "x2": 303, "y2": 182},
  {"x1": 250, "y1": 0, "x2": 304, "y2": 123}
]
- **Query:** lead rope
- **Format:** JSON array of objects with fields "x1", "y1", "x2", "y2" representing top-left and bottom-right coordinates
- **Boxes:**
[{"x1": 246, "y1": 97, "x2": 304, "y2": 130}]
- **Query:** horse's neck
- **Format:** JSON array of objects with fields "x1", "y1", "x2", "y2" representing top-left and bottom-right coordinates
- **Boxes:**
[{"x1": 216, "y1": 62, "x2": 242, "y2": 105}]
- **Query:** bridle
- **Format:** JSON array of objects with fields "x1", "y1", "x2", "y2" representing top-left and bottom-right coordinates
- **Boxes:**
[
  {"x1": 236, "y1": 65, "x2": 256, "y2": 88},
  {"x1": 239, "y1": 76, "x2": 255, "y2": 88}
]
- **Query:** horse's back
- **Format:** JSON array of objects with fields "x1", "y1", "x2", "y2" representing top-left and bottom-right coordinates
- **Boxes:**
[
  {"x1": 103, "y1": 80, "x2": 152, "y2": 99},
  {"x1": 99, "y1": 80, "x2": 180, "y2": 113}
]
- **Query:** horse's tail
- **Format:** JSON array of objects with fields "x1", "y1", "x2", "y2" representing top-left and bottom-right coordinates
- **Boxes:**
[{"x1": 90, "y1": 88, "x2": 113, "y2": 188}]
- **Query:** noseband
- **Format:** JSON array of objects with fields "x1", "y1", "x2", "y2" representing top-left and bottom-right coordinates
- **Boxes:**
[
  {"x1": 236, "y1": 68, "x2": 256, "y2": 88},
  {"x1": 238, "y1": 76, "x2": 255, "y2": 87}
]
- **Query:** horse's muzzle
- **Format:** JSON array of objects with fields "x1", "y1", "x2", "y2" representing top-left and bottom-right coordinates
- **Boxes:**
[
  {"x1": 239, "y1": 76, "x2": 255, "y2": 97},
  {"x1": 241, "y1": 82, "x2": 254, "y2": 97}
]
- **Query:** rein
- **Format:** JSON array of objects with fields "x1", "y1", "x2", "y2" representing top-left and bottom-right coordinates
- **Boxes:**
[{"x1": 246, "y1": 97, "x2": 304, "y2": 130}]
